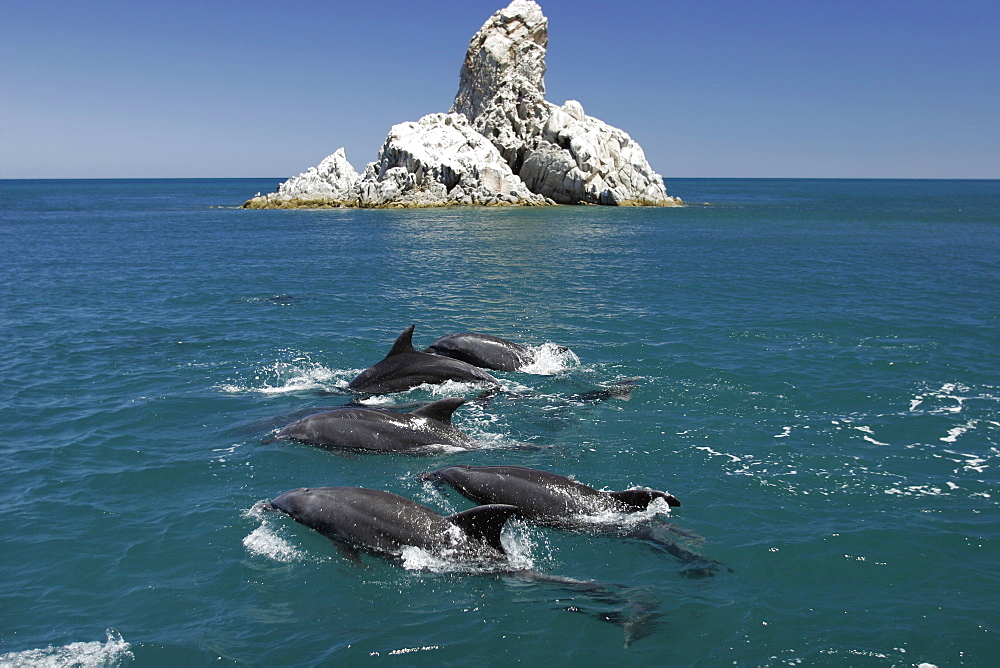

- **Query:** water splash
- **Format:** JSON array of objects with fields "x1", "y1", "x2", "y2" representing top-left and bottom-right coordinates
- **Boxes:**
[
  {"x1": 242, "y1": 504, "x2": 307, "y2": 563},
  {"x1": 216, "y1": 350, "x2": 356, "y2": 395},
  {"x1": 398, "y1": 521, "x2": 540, "y2": 574},
  {"x1": 520, "y1": 343, "x2": 580, "y2": 375},
  {"x1": 0, "y1": 629, "x2": 133, "y2": 667}
]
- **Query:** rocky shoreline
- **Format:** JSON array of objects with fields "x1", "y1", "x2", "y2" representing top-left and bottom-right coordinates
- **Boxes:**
[{"x1": 244, "y1": 1, "x2": 680, "y2": 210}]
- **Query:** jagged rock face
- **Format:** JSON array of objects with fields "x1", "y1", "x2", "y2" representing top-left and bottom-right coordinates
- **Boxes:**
[
  {"x1": 244, "y1": 0, "x2": 678, "y2": 209},
  {"x1": 450, "y1": 0, "x2": 550, "y2": 174},
  {"x1": 244, "y1": 148, "x2": 359, "y2": 207},
  {"x1": 452, "y1": 1, "x2": 676, "y2": 206},
  {"x1": 523, "y1": 100, "x2": 674, "y2": 205},
  {"x1": 353, "y1": 113, "x2": 547, "y2": 207}
]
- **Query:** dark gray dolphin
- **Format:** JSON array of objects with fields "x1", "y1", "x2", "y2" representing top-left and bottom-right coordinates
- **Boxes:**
[
  {"x1": 424, "y1": 332, "x2": 535, "y2": 371},
  {"x1": 423, "y1": 465, "x2": 681, "y2": 522},
  {"x1": 348, "y1": 325, "x2": 500, "y2": 394},
  {"x1": 263, "y1": 485, "x2": 667, "y2": 642},
  {"x1": 424, "y1": 465, "x2": 723, "y2": 577},
  {"x1": 271, "y1": 397, "x2": 476, "y2": 453},
  {"x1": 265, "y1": 486, "x2": 517, "y2": 563}
]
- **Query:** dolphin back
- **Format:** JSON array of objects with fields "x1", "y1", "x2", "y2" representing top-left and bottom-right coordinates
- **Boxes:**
[{"x1": 424, "y1": 332, "x2": 532, "y2": 371}]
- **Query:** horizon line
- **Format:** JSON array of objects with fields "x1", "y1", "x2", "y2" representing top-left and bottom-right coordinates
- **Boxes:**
[{"x1": 2, "y1": 176, "x2": 998, "y2": 182}]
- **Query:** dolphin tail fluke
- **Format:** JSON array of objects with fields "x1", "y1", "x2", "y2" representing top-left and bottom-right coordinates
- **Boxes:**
[
  {"x1": 410, "y1": 397, "x2": 467, "y2": 424},
  {"x1": 448, "y1": 504, "x2": 518, "y2": 554},
  {"x1": 387, "y1": 324, "x2": 418, "y2": 356},
  {"x1": 607, "y1": 489, "x2": 682, "y2": 509}
]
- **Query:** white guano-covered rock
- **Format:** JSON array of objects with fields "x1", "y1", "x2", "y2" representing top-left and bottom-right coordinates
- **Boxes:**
[
  {"x1": 522, "y1": 99, "x2": 676, "y2": 205},
  {"x1": 450, "y1": 2, "x2": 677, "y2": 205},
  {"x1": 243, "y1": 148, "x2": 359, "y2": 207},
  {"x1": 450, "y1": 0, "x2": 550, "y2": 174},
  {"x1": 351, "y1": 113, "x2": 547, "y2": 207},
  {"x1": 245, "y1": 0, "x2": 678, "y2": 208}
]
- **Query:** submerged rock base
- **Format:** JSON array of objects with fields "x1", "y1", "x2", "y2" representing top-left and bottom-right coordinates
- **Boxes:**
[{"x1": 245, "y1": 1, "x2": 680, "y2": 209}]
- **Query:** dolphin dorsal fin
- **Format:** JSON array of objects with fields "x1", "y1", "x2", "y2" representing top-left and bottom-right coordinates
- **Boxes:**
[
  {"x1": 387, "y1": 325, "x2": 417, "y2": 356},
  {"x1": 411, "y1": 398, "x2": 467, "y2": 424},
  {"x1": 607, "y1": 489, "x2": 682, "y2": 509},
  {"x1": 448, "y1": 504, "x2": 518, "y2": 553}
]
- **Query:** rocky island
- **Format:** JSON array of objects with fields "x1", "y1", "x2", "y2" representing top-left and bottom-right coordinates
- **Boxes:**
[{"x1": 244, "y1": 1, "x2": 680, "y2": 209}]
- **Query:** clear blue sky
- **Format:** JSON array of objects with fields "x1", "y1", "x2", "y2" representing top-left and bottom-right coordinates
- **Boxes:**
[{"x1": 1, "y1": 0, "x2": 997, "y2": 179}]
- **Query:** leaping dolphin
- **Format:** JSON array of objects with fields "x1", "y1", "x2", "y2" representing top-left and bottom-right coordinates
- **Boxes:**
[
  {"x1": 265, "y1": 486, "x2": 517, "y2": 563},
  {"x1": 271, "y1": 397, "x2": 476, "y2": 453},
  {"x1": 348, "y1": 325, "x2": 500, "y2": 394}
]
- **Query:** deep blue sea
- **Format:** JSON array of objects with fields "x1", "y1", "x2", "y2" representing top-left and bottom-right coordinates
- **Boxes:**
[{"x1": 1, "y1": 178, "x2": 997, "y2": 666}]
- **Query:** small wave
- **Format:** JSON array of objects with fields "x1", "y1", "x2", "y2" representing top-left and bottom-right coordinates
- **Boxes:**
[
  {"x1": 695, "y1": 445, "x2": 744, "y2": 463},
  {"x1": 234, "y1": 293, "x2": 312, "y2": 306},
  {"x1": 883, "y1": 484, "x2": 950, "y2": 497},
  {"x1": 520, "y1": 343, "x2": 580, "y2": 375},
  {"x1": 854, "y1": 425, "x2": 890, "y2": 446},
  {"x1": 0, "y1": 629, "x2": 133, "y2": 668},
  {"x1": 941, "y1": 420, "x2": 974, "y2": 444},
  {"x1": 907, "y1": 381, "x2": 998, "y2": 415},
  {"x1": 941, "y1": 446, "x2": 992, "y2": 473},
  {"x1": 370, "y1": 645, "x2": 441, "y2": 657}
]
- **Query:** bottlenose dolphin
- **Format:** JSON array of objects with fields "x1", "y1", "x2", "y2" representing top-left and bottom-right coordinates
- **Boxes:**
[
  {"x1": 424, "y1": 332, "x2": 535, "y2": 371},
  {"x1": 263, "y1": 485, "x2": 663, "y2": 643},
  {"x1": 271, "y1": 397, "x2": 476, "y2": 453},
  {"x1": 265, "y1": 486, "x2": 517, "y2": 563},
  {"x1": 348, "y1": 325, "x2": 500, "y2": 394},
  {"x1": 424, "y1": 465, "x2": 723, "y2": 577},
  {"x1": 423, "y1": 465, "x2": 681, "y2": 522}
]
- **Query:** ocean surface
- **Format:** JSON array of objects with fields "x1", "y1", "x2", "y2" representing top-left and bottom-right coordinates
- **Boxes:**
[{"x1": 1, "y1": 178, "x2": 997, "y2": 666}]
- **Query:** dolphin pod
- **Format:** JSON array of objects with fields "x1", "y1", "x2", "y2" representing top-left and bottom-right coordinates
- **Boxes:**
[
  {"x1": 257, "y1": 324, "x2": 715, "y2": 643},
  {"x1": 272, "y1": 397, "x2": 475, "y2": 453}
]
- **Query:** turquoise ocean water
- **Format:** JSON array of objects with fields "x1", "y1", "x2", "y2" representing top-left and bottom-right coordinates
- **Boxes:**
[{"x1": 1, "y1": 178, "x2": 997, "y2": 665}]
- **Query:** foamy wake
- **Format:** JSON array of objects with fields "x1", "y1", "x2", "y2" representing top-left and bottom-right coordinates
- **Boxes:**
[
  {"x1": 520, "y1": 343, "x2": 580, "y2": 375},
  {"x1": 0, "y1": 629, "x2": 133, "y2": 667},
  {"x1": 216, "y1": 351, "x2": 357, "y2": 395},
  {"x1": 569, "y1": 495, "x2": 678, "y2": 530}
]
